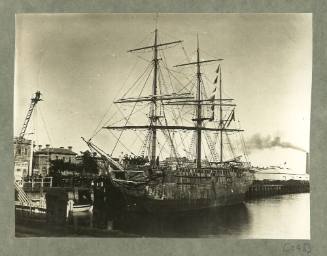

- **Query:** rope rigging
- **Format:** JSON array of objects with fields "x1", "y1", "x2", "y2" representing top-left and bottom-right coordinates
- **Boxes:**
[
  {"x1": 90, "y1": 55, "x2": 146, "y2": 140},
  {"x1": 86, "y1": 27, "x2": 248, "y2": 169},
  {"x1": 110, "y1": 65, "x2": 154, "y2": 155}
]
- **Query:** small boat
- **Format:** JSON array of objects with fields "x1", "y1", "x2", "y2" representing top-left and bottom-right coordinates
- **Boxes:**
[
  {"x1": 67, "y1": 200, "x2": 93, "y2": 213},
  {"x1": 67, "y1": 188, "x2": 93, "y2": 215}
]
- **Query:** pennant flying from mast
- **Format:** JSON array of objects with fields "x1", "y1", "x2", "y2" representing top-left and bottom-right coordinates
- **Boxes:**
[{"x1": 209, "y1": 64, "x2": 221, "y2": 121}]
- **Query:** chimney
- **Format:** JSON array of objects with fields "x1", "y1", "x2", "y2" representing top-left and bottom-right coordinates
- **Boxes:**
[
  {"x1": 306, "y1": 152, "x2": 310, "y2": 174},
  {"x1": 38, "y1": 145, "x2": 42, "y2": 150},
  {"x1": 46, "y1": 144, "x2": 50, "y2": 149},
  {"x1": 68, "y1": 146, "x2": 72, "y2": 151}
]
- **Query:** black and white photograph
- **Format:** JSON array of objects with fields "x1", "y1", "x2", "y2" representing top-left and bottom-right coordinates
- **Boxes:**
[{"x1": 14, "y1": 13, "x2": 311, "y2": 239}]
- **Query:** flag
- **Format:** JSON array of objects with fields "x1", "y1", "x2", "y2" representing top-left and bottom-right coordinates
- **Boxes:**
[
  {"x1": 209, "y1": 87, "x2": 216, "y2": 101},
  {"x1": 209, "y1": 105, "x2": 215, "y2": 121},
  {"x1": 209, "y1": 69, "x2": 219, "y2": 121},
  {"x1": 209, "y1": 111, "x2": 214, "y2": 121},
  {"x1": 209, "y1": 91, "x2": 216, "y2": 121},
  {"x1": 231, "y1": 109, "x2": 235, "y2": 121}
]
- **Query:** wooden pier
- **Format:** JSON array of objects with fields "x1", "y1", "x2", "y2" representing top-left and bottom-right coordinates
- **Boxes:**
[{"x1": 246, "y1": 180, "x2": 310, "y2": 199}]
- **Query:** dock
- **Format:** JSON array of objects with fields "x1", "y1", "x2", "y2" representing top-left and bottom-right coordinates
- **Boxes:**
[{"x1": 246, "y1": 179, "x2": 310, "y2": 199}]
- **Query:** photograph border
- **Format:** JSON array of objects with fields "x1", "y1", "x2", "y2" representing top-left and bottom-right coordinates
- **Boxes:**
[{"x1": 0, "y1": 1, "x2": 326, "y2": 255}]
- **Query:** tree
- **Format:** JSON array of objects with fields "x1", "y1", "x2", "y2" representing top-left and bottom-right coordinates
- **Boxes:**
[
  {"x1": 49, "y1": 159, "x2": 82, "y2": 186},
  {"x1": 49, "y1": 159, "x2": 65, "y2": 186},
  {"x1": 80, "y1": 150, "x2": 98, "y2": 175},
  {"x1": 49, "y1": 159, "x2": 80, "y2": 175},
  {"x1": 49, "y1": 159, "x2": 65, "y2": 175}
]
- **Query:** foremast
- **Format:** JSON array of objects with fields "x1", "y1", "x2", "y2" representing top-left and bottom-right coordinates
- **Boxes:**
[
  {"x1": 115, "y1": 29, "x2": 184, "y2": 168},
  {"x1": 151, "y1": 29, "x2": 158, "y2": 167}
]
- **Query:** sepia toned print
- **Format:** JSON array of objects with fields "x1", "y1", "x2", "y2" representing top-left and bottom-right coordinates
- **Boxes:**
[{"x1": 14, "y1": 13, "x2": 311, "y2": 238}]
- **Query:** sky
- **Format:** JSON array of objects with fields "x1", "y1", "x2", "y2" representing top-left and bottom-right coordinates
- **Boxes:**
[{"x1": 14, "y1": 13, "x2": 312, "y2": 173}]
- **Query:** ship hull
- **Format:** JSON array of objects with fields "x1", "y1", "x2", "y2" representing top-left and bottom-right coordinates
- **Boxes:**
[
  {"x1": 124, "y1": 193, "x2": 246, "y2": 213},
  {"x1": 108, "y1": 167, "x2": 254, "y2": 214}
]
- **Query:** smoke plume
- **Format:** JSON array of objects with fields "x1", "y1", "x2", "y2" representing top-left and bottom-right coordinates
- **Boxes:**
[{"x1": 246, "y1": 133, "x2": 306, "y2": 153}]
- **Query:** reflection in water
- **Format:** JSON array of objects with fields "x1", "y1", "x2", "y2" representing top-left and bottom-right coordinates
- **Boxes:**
[
  {"x1": 243, "y1": 193, "x2": 310, "y2": 239},
  {"x1": 114, "y1": 204, "x2": 250, "y2": 238},
  {"x1": 68, "y1": 193, "x2": 310, "y2": 239}
]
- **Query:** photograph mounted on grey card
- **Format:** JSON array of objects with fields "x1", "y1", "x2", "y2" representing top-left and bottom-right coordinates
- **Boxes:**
[{"x1": 14, "y1": 13, "x2": 311, "y2": 238}]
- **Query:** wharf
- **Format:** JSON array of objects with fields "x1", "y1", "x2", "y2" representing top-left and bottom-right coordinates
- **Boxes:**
[{"x1": 246, "y1": 179, "x2": 310, "y2": 199}]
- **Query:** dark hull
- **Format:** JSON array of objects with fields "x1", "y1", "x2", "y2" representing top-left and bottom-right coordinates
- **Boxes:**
[
  {"x1": 108, "y1": 167, "x2": 254, "y2": 214},
  {"x1": 124, "y1": 193, "x2": 246, "y2": 213}
]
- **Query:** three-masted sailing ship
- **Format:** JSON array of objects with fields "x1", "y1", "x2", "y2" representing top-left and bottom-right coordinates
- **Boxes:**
[{"x1": 84, "y1": 28, "x2": 254, "y2": 213}]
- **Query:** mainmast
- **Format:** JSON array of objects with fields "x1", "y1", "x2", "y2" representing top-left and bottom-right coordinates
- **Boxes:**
[
  {"x1": 195, "y1": 35, "x2": 202, "y2": 169},
  {"x1": 174, "y1": 37, "x2": 223, "y2": 169}
]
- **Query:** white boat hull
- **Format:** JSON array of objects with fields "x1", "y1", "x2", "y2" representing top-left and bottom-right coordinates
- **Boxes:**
[
  {"x1": 67, "y1": 200, "x2": 93, "y2": 215},
  {"x1": 71, "y1": 204, "x2": 93, "y2": 213}
]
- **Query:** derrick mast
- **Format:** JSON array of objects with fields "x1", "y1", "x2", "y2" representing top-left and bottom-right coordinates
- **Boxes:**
[{"x1": 18, "y1": 91, "x2": 42, "y2": 141}]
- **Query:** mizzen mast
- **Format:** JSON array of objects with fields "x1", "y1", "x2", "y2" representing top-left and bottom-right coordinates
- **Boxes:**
[{"x1": 195, "y1": 35, "x2": 202, "y2": 169}]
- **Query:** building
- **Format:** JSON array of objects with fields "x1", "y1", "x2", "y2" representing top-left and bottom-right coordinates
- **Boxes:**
[
  {"x1": 14, "y1": 137, "x2": 32, "y2": 180},
  {"x1": 33, "y1": 145, "x2": 77, "y2": 176},
  {"x1": 252, "y1": 166, "x2": 310, "y2": 181}
]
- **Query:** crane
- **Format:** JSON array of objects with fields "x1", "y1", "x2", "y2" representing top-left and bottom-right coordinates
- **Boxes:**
[{"x1": 18, "y1": 91, "x2": 42, "y2": 141}]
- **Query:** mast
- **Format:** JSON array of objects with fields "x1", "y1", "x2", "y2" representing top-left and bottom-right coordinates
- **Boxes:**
[
  {"x1": 151, "y1": 28, "x2": 159, "y2": 167},
  {"x1": 219, "y1": 66, "x2": 223, "y2": 162},
  {"x1": 105, "y1": 31, "x2": 234, "y2": 167},
  {"x1": 173, "y1": 38, "x2": 223, "y2": 168},
  {"x1": 196, "y1": 35, "x2": 202, "y2": 169},
  {"x1": 119, "y1": 29, "x2": 183, "y2": 167}
]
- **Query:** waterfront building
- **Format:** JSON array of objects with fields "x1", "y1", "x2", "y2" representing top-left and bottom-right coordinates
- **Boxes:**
[
  {"x1": 14, "y1": 137, "x2": 32, "y2": 180},
  {"x1": 252, "y1": 166, "x2": 310, "y2": 181},
  {"x1": 33, "y1": 145, "x2": 77, "y2": 176}
]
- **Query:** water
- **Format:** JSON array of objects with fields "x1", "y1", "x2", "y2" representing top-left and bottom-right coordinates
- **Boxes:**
[{"x1": 70, "y1": 193, "x2": 310, "y2": 239}]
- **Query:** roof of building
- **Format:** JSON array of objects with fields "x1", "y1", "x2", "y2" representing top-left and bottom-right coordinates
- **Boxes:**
[
  {"x1": 13, "y1": 137, "x2": 32, "y2": 145},
  {"x1": 34, "y1": 148, "x2": 77, "y2": 155}
]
